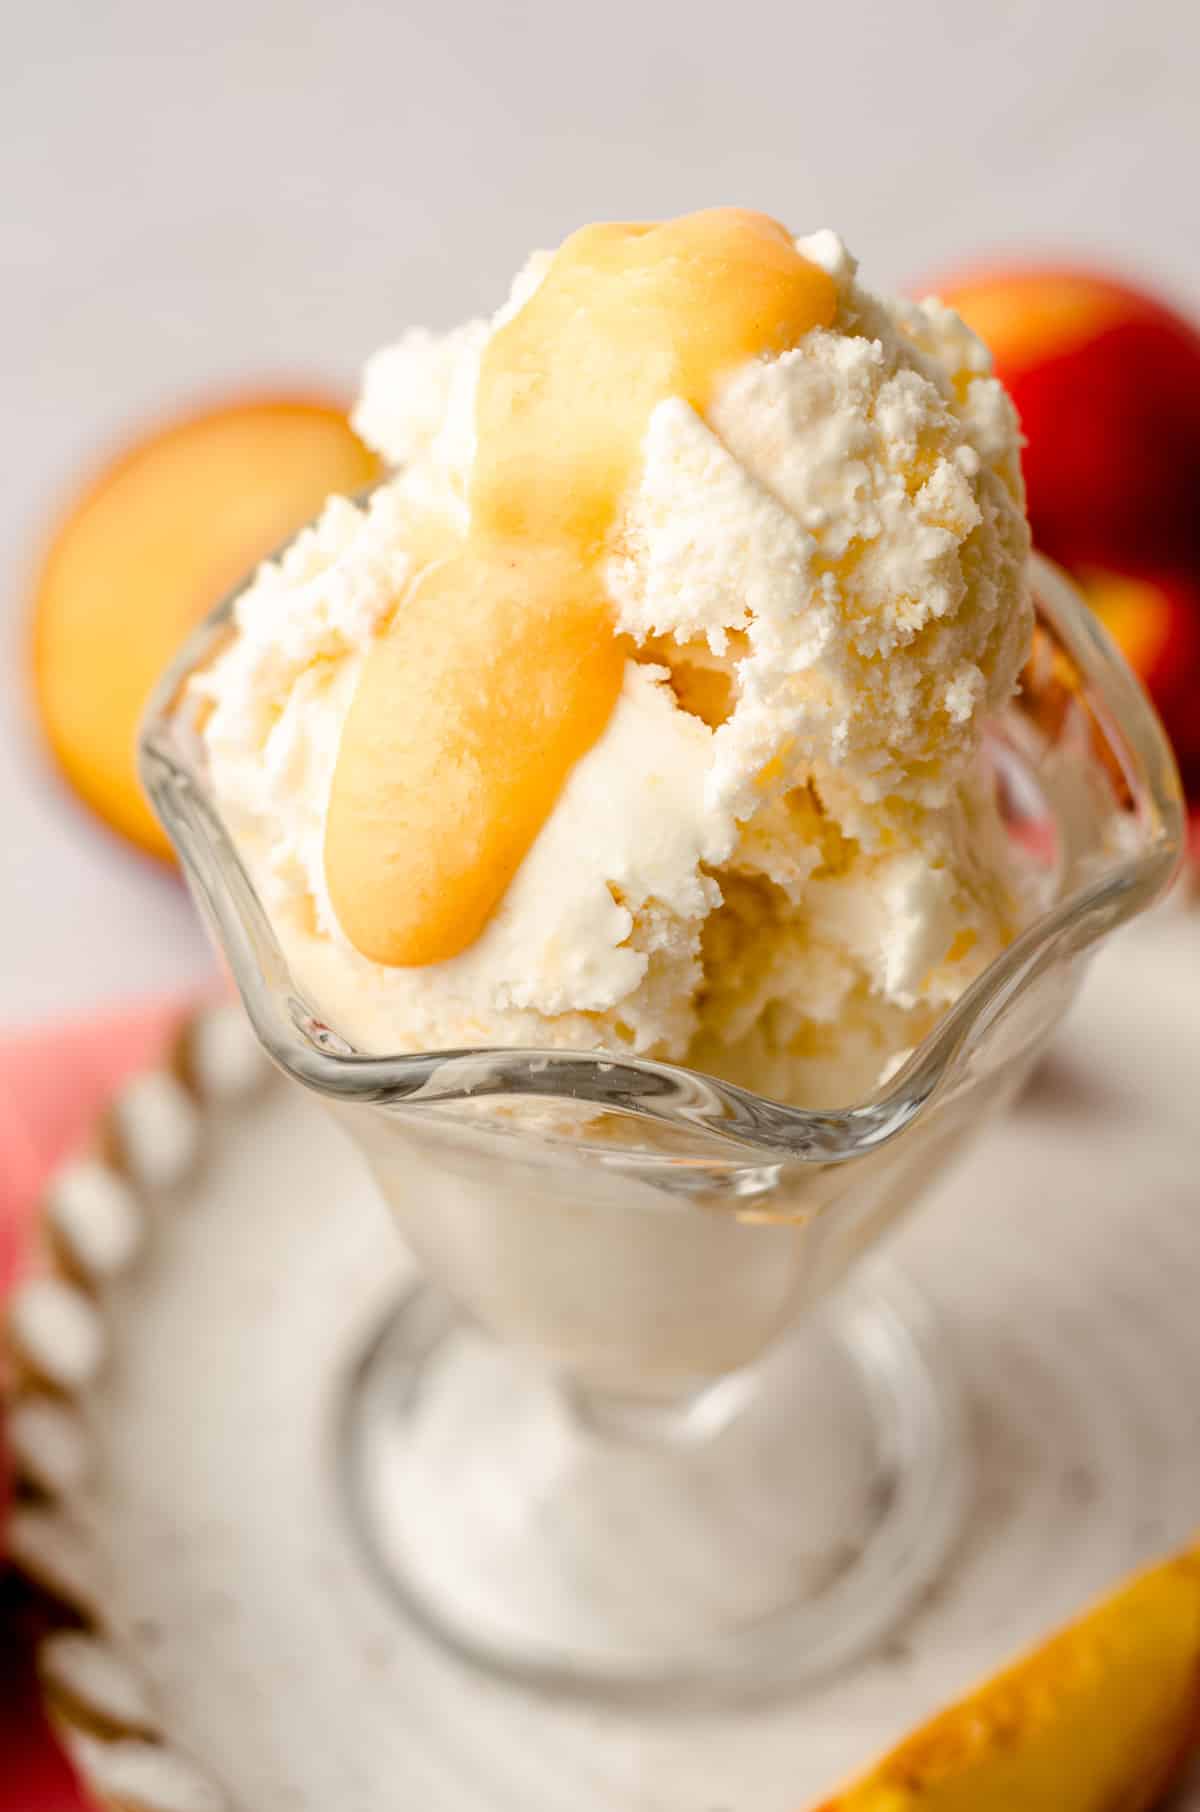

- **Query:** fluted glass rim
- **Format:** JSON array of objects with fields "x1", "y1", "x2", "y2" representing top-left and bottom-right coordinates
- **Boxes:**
[{"x1": 139, "y1": 551, "x2": 1185, "y2": 1162}]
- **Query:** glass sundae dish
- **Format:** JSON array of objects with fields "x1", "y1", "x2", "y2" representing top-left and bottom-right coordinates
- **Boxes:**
[{"x1": 140, "y1": 211, "x2": 1184, "y2": 1693}]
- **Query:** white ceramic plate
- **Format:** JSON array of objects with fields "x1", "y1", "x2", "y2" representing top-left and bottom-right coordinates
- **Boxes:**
[{"x1": 7, "y1": 907, "x2": 1200, "y2": 1812}]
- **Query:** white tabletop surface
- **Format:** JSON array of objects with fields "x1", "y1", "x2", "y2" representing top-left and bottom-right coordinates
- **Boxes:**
[{"x1": 4, "y1": 0, "x2": 1199, "y2": 1029}]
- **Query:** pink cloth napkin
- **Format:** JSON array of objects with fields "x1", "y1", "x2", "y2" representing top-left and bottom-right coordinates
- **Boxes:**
[
  {"x1": 0, "y1": 997, "x2": 192, "y2": 1809},
  {"x1": 0, "y1": 998, "x2": 190, "y2": 1293}
]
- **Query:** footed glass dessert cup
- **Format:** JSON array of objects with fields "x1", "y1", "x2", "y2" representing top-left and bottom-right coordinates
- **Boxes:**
[{"x1": 141, "y1": 554, "x2": 1183, "y2": 1696}]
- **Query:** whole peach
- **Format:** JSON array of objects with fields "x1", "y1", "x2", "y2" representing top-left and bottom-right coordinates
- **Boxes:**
[
  {"x1": 936, "y1": 267, "x2": 1200, "y2": 576},
  {"x1": 1081, "y1": 567, "x2": 1200, "y2": 813}
]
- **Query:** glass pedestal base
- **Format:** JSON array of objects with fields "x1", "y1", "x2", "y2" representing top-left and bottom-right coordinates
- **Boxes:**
[{"x1": 341, "y1": 1268, "x2": 967, "y2": 1697}]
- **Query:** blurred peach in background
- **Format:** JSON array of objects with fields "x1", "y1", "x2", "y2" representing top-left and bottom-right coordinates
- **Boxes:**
[{"x1": 940, "y1": 263, "x2": 1200, "y2": 823}]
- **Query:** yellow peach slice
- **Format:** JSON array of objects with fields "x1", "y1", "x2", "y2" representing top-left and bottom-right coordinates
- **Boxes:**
[
  {"x1": 811, "y1": 1540, "x2": 1200, "y2": 1812},
  {"x1": 31, "y1": 394, "x2": 380, "y2": 860}
]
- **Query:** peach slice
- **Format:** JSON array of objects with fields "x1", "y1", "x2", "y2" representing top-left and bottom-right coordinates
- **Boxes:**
[
  {"x1": 31, "y1": 394, "x2": 380, "y2": 860},
  {"x1": 809, "y1": 1540, "x2": 1200, "y2": 1811}
]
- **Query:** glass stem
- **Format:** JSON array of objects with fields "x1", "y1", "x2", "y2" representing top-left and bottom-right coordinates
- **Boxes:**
[{"x1": 559, "y1": 1369, "x2": 757, "y2": 1449}]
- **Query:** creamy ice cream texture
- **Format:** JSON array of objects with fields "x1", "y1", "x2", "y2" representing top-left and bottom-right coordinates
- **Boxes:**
[{"x1": 196, "y1": 209, "x2": 1033, "y2": 1107}]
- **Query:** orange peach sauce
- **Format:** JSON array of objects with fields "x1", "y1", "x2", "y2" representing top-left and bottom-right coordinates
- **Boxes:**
[{"x1": 325, "y1": 209, "x2": 837, "y2": 966}]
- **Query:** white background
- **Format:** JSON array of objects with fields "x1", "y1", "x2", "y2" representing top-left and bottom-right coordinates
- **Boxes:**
[{"x1": 4, "y1": 0, "x2": 1199, "y2": 1027}]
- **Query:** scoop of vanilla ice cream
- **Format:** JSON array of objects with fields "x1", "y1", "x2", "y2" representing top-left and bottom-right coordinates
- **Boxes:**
[{"x1": 196, "y1": 228, "x2": 1032, "y2": 1107}]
